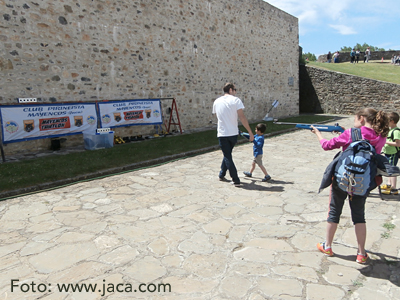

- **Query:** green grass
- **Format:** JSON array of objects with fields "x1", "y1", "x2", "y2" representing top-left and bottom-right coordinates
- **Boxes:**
[
  {"x1": 308, "y1": 61, "x2": 400, "y2": 85},
  {"x1": 0, "y1": 115, "x2": 333, "y2": 195}
]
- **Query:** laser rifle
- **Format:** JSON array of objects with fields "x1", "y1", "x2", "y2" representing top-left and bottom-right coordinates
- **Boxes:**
[
  {"x1": 239, "y1": 130, "x2": 250, "y2": 139},
  {"x1": 273, "y1": 119, "x2": 345, "y2": 133}
]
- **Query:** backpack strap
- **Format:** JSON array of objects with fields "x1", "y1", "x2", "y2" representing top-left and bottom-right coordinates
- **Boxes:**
[
  {"x1": 389, "y1": 128, "x2": 400, "y2": 141},
  {"x1": 350, "y1": 127, "x2": 375, "y2": 151},
  {"x1": 389, "y1": 128, "x2": 400, "y2": 153},
  {"x1": 351, "y1": 128, "x2": 363, "y2": 142}
]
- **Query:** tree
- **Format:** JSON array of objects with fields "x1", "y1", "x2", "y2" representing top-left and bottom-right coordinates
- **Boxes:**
[
  {"x1": 301, "y1": 52, "x2": 317, "y2": 62},
  {"x1": 340, "y1": 43, "x2": 385, "y2": 52},
  {"x1": 340, "y1": 46, "x2": 352, "y2": 52}
]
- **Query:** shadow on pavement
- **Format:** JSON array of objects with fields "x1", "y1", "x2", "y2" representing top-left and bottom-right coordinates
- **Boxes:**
[
  {"x1": 239, "y1": 179, "x2": 286, "y2": 192},
  {"x1": 335, "y1": 250, "x2": 400, "y2": 287},
  {"x1": 359, "y1": 252, "x2": 400, "y2": 287}
]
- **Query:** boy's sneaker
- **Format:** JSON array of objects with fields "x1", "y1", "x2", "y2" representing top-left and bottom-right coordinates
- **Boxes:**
[
  {"x1": 262, "y1": 175, "x2": 272, "y2": 182},
  {"x1": 356, "y1": 253, "x2": 368, "y2": 264},
  {"x1": 230, "y1": 181, "x2": 241, "y2": 187},
  {"x1": 381, "y1": 188, "x2": 398, "y2": 195},
  {"x1": 380, "y1": 184, "x2": 391, "y2": 190},
  {"x1": 317, "y1": 242, "x2": 334, "y2": 256},
  {"x1": 243, "y1": 171, "x2": 252, "y2": 177}
]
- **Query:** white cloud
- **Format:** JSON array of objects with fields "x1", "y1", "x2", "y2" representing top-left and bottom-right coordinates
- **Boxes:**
[
  {"x1": 262, "y1": 0, "x2": 400, "y2": 53},
  {"x1": 329, "y1": 24, "x2": 357, "y2": 35}
]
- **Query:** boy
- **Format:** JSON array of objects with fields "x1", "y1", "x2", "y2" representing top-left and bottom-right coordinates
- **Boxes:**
[
  {"x1": 243, "y1": 123, "x2": 271, "y2": 182},
  {"x1": 381, "y1": 112, "x2": 400, "y2": 195}
]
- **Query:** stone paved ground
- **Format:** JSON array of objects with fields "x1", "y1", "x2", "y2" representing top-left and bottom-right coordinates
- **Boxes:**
[{"x1": 0, "y1": 115, "x2": 399, "y2": 300}]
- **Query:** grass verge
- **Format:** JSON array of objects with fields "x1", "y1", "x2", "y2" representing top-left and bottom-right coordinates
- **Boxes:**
[
  {"x1": 0, "y1": 115, "x2": 334, "y2": 196},
  {"x1": 308, "y1": 61, "x2": 400, "y2": 85}
]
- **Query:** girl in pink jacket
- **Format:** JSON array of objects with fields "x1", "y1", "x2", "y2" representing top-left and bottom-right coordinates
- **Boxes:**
[{"x1": 311, "y1": 108, "x2": 389, "y2": 264}]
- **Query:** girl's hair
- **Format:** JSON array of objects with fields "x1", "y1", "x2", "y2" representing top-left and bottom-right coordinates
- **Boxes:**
[{"x1": 356, "y1": 108, "x2": 389, "y2": 137}]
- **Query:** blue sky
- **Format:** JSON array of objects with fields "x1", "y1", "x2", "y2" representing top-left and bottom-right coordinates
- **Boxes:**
[{"x1": 265, "y1": 0, "x2": 400, "y2": 57}]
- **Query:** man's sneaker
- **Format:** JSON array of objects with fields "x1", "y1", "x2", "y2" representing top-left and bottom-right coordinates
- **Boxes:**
[
  {"x1": 317, "y1": 242, "x2": 334, "y2": 256},
  {"x1": 262, "y1": 175, "x2": 272, "y2": 182},
  {"x1": 381, "y1": 188, "x2": 398, "y2": 195},
  {"x1": 380, "y1": 184, "x2": 392, "y2": 190},
  {"x1": 230, "y1": 181, "x2": 241, "y2": 187},
  {"x1": 356, "y1": 253, "x2": 368, "y2": 264},
  {"x1": 219, "y1": 176, "x2": 228, "y2": 182},
  {"x1": 243, "y1": 171, "x2": 252, "y2": 177}
]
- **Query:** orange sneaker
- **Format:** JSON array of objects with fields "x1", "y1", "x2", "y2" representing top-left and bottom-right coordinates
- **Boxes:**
[
  {"x1": 317, "y1": 242, "x2": 334, "y2": 256},
  {"x1": 356, "y1": 253, "x2": 368, "y2": 264}
]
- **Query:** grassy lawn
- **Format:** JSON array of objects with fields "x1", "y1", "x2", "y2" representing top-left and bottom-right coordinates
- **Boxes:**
[
  {"x1": 308, "y1": 61, "x2": 400, "y2": 85},
  {"x1": 0, "y1": 115, "x2": 334, "y2": 195}
]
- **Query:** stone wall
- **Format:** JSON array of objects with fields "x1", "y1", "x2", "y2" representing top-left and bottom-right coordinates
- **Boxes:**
[
  {"x1": 0, "y1": 0, "x2": 299, "y2": 155},
  {"x1": 300, "y1": 65, "x2": 400, "y2": 114},
  {"x1": 317, "y1": 50, "x2": 400, "y2": 63}
]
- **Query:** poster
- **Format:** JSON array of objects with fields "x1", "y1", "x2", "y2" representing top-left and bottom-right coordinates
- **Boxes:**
[
  {"x1": 0, "y1": 103, "x2": 98, "y2": 143},
  {"x1": 97, "y1": 99, "x2": 162, "y2": 128}
]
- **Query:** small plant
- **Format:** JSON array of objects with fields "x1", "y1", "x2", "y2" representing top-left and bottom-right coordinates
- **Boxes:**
[
  {"x1": 383, "y1": 223, "x2": 395, "y2": 231},
  {"x1": 381, "y1": 232, "x2": 391, "y2": 239},
  {"x1": 352, "y1": 280, "x2": 363, "y2": 287}
]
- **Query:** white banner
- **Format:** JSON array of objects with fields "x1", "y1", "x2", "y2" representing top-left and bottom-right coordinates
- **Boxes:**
[
  {"x1": 98, "y1": 99, "x2": 162, "y2": 128},
  {"x1": 0, "y1": 103, "x2": 98, "y2": 143}
]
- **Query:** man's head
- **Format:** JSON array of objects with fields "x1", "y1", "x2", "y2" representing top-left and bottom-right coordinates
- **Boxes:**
[{"x1": 223, "y1": 83, "x2": 236, "y2": 95}]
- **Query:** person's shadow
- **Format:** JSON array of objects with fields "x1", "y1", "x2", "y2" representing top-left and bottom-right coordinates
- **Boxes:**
[
  {"x1": 334, "y1": 249, "x2": 400, "y2": 287},
  {"x1": 239, "y1": 178, "x2": 293, "y2": 191}
]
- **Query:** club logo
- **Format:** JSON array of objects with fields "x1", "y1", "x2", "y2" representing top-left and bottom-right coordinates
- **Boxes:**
[
  {"x1": 87, "y1": 115, "x2": 96, "y2": 125},
  {"x1": 5, "y1": 121, "x2": 19, "y2": 134}
]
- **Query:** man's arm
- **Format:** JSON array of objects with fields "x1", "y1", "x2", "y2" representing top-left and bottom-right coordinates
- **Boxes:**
[{"x1": 237, "y1": 109, "x2": 254, "y2": 141}]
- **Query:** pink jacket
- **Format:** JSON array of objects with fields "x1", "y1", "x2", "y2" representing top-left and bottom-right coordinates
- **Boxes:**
[{"x1": 320, "y1": 126, "x2": 386, "y2": 153}]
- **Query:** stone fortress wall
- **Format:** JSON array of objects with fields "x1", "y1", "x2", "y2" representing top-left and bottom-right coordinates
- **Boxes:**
[
  {"x1": 0, "y1": 0, "x2": 299, "y2": 155},
  {"x1": 300, "y1": 65, "x2": 400, "y2": 114}
]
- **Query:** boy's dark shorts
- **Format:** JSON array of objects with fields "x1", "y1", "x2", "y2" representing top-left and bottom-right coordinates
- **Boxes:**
[
  {"x1": 327, "y1": 182, "x2": 366, "y2": 224},
  {"x1": 385, "y1": 153, "x2": 398, "y2": 167}
]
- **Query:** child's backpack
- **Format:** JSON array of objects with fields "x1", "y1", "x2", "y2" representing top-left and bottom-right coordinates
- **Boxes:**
[
  {"x1": 334, "y1": 128, "x2": 378, "y2": 197},
  {"x1": 388, "y1": 128, "x2": 400, "y2": 158}
]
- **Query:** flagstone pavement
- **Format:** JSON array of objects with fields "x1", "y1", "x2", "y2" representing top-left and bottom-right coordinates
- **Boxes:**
[{"x1": 0, "y1": 115, "x2": 399, "y2": 300}]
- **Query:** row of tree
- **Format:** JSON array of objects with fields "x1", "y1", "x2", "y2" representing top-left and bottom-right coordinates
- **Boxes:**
[
  {"x1": 340, "y1": 43, "x2": 385, "y2": 52},
  {"x1": 301, "y1": 43, "x2": 388, "y2": 62}
]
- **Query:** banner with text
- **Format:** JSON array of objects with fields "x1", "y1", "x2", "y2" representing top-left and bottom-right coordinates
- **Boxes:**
[
  {"x1": 0, "y1": 103, "x2": 98, "y2": 143},
  {"x1": 97, "y1": 99, "x2": 162, "y2": 128}
]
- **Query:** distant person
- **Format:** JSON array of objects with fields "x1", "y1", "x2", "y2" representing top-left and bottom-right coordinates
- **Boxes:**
[
  {"x1": 355, "y1": 49, "x2": 361, "y2": 63},
  {"x1": 333, "y1": 51, "x2": 339, "y2": 63},
  {"x1": 243, "y1": 123, "x2": 272, "y2": 182},
  {"x1": 327, "y1": 51, "x2": 332, "y2": 63},
  {"x1": 212, "y1": 82, "x2": 254, "y2": 187},
  {"x1": 350, "y1": 49, "x2": 355, "y2": 63},
  {"x1": 365, "y1": 47, "x2": 371, "y2": 63}
]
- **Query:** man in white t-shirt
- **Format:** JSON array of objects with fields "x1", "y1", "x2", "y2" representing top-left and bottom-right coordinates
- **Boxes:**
[{"x1": 212, "y1": 83, "x2": 254, "y2": 186}]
